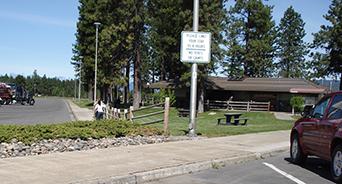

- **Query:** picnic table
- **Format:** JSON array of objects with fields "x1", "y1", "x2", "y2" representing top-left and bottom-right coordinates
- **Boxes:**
[
  {"x1": 177, "y1": 109, "x2": 197, "y2": 117},
  {"x1": 217, "y1": 113, "x2": 248, "y2": 126}
]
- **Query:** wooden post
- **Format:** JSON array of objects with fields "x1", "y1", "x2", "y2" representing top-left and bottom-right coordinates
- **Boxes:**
[
  {"x1": 129, "y1": 106, "x2": 134, "y2": 121},
  {"x1": 124, "y1": 109, "x2": 128, "y2": 120},
  {"x1": 118, "y1": 109, "x2": 121, "y2": 119},
  {"x1": 110, "y1": 107, "x2": 113, "y2": 119},
  {"x1": 267, "y1": 102, "x2": 271, "y2": 111},
  {"x1": 113, "y1": 108, "x2": 117, "y2": 119},
  {"x1": 163, "y1": 97, "x2": 170, "y2": 135},
  {"x1": 247, "y1": 102, "x2": 250, "y2": 112},
  {"x1": 207, "y1": 99, "x2": 210, "y2": 111},
  {"x1": 106, "y1": 106, "x2": 109, "y2": 119}
]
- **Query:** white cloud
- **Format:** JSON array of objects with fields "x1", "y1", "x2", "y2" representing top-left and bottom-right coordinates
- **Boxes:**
[{"x1": 0, "y1": 10, "x2": 75, "y2": 28}]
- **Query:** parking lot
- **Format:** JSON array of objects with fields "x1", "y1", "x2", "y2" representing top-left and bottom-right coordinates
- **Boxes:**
[
  {"x1": 148, "y1": 152, "x2": 335, "y2": 184},
  {"x1": 0, "y1": 98, "x2": 74, "y2": 124}
]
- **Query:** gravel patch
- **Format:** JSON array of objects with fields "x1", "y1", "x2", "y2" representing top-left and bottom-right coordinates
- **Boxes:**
[{"x1": 0, "y1": 136, "x2": 167, "y2": 159}]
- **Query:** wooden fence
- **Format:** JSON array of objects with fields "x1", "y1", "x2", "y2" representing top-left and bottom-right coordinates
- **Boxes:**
[
  {"x1": 104, "y1": 97, "x2": 170, "y2": 134},
  {"x1": 104, "y1": 107, "x2": 129, "y2": 120},
  {"x1": 207, "y1": 100, "x2": 270, "y2": 112}
]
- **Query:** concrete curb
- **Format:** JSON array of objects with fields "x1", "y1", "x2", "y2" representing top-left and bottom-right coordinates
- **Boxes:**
[
  {"x1": 65, "y1": 99, "x2": 78, "y2": 121},
  {"x1": 72, "y1": 146, "x2": 289, "y2": 184}
]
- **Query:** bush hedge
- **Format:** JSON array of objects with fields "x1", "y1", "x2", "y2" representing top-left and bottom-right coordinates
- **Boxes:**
[
  {"x1": 290, "y1": 96, "x2": 305, "y2": 112},
  {"x1": 0, "y1": 120, "x2": 163, "y2": 144}
]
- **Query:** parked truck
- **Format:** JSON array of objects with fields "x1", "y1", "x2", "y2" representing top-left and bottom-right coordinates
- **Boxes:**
[{"x1": 15, "y1": 85, "x2": 35, "y2": 105}]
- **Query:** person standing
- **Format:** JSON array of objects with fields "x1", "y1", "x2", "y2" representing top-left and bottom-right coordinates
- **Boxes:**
[{"x1": 94, "y1": 100, "x2": 105, "y2": 120}]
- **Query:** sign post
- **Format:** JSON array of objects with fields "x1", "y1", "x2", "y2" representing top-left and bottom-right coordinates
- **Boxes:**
[
  {"x1": 180, "y1": 0, "x2": 211, "y2": 137},
  {"x1": 181, "y1": 31, "x2": 211, "y2": 63}
]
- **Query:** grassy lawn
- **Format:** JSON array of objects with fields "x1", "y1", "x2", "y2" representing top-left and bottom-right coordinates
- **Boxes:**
[
  {"x1": 133, "y1": 108, "x2": 295, "y2": 137},
  {"x1": 72, "y1": 98, "x2": 93, "y2": 109}
]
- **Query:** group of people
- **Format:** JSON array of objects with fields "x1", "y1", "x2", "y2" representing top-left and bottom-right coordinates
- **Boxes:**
[
  {"x1": 94, "y1": 99, "x2": 106, "y2": 120},
  {"x1": 93, "y1": 96, "x2": 122, "y2": 120}
]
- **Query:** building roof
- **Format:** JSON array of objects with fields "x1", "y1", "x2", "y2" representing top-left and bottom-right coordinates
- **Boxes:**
[{"x1": 149, "y1": 77, "x2": 327, "y2": 94}]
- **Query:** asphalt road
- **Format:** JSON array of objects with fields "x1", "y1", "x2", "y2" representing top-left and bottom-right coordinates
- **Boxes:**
[
  {"x1": 148, "y1": 152, "x2": 335, "y2": 184},
  {"x1": 0, "y1": 97, "x2": 74, "y2": 124}
]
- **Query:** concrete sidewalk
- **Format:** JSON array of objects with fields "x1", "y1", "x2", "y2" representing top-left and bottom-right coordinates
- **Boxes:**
[
  {"x1": 66, "y1": 99, "x2": 93, "y2": 121},
  {"x1": 0, "y1": 130, "x2": 290, "y2": 184},
  {"x1": 273, "y1": 112, "x2": 294, "y2": 121}
]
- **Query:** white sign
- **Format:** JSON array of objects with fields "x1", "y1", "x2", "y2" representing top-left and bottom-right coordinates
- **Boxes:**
[{"x1": 180, "y1": 31, "x2": 211, "y2": 63}]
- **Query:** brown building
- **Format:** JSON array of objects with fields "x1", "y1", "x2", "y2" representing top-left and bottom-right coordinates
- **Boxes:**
[{"x1": 149, "y1": 77, "x2": 328, "y2": 112}]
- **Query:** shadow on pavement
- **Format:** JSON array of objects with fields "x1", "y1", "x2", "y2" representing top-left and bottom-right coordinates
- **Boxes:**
[{"x1": 284, "y1": 157, "x2": 334, "y2": 183}]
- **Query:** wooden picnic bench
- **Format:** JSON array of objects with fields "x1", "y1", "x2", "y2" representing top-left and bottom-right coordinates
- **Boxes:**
[
  {"x1": 177, "y1": 109, "x2": 197, "y2": 117},
  {"x1": 217, "y1": 113, "x2": 249, "y2": 126},
  {"x1": 178, "y1": 109, "x2": 190, "y2": 117},
  {"x1": 234, "y1": 117, "x2": 248, "y2": 126},
  {"x1": 217, "y1": 117, "x2": 226, "y2": 125}
]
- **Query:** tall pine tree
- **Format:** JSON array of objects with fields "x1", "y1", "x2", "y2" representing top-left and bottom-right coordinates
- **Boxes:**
[
  {"x1": 276, "y1": 6, "x2": 308, "y2": 78},
  {"x1": 312, "y1": 0, "x2": 342, "y2": 90},
  {"x1": 196, "y1": 0, "x2": 225, "y2": 112},
  {"x1": 73, "y1": 0, "x2": 138, "y2": 101},
  {"x1": 146, "y1": 0, "x2": 189, "y2": 81},
  {"x1": 224, "y1": 0, "x2": 276, "y2": 77}
]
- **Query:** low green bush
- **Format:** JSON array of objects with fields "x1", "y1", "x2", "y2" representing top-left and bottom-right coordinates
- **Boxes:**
[
  {"x1": 290, "y1": 96, "x2": 305, "y2": 112},
  {"x1": 0, "y1": 120, "x2": 163, "y2": 144}
]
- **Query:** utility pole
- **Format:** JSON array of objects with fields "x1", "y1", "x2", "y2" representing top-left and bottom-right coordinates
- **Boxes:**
[
  {"x1": 188, "y1": 0, "x2": 199, "y2": 137},
  {"x1": 94, "y1": 22, "x2": 101, "y2": 104}
]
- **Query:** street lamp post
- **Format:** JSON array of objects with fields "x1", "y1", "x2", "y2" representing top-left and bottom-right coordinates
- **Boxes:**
[
  {"x1": 94, "y1": 22, "x2": 101, "y2": 104},
  {"x1": 78, "y1": 56, "x2": 83, "y2": 101},
  {"x1": 74, "y1": 77, "x2": 77, "y2": 100}
]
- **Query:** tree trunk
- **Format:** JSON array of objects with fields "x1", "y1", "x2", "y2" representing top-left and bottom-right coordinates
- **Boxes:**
[
  {"x1": 113, "y1": 85, "x2": 117, "y2": 102},
  {"x1": 124, "y1": 60, "x2": 130, "y2": 105},
  {"x1": 87, "y1": 83, "x2": 93, "y2": 101},
  {"x1": 244, "y1": 12, "x2": 251, "y2": 77},
  {"x1": 133, "y1": 0, "x2": 143, "y2": 110},
  {"x1": 133, "y1": 47, "x2": 141, "y2": 109},
  {"x1": 102, "y1": 85, "x2": 110, "y2": 104},
  {"x1": 161, "y1": 60, "x2": 166, "y2": 81},
  {"x1": 198, "y1": 86, "x2": 204, "y2": 113}
]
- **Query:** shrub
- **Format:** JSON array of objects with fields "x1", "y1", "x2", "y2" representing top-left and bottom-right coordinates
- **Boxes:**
[
  {"x1": 152, "y1": 89, "x2": 176, "y2": 105},
  {"x1": 290, "y1": 96, "x2": 305, "y2": 112},
  {"x1": 0, "y1": 120, "x2": 163, "y2": 144}
]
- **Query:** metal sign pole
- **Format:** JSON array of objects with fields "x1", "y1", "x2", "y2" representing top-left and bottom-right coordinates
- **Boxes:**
[
  {"x1": 78, "y1": 62, "x2": 82, "y2": 101},
  {"x1": 189, "y1": 0, "x2": 199, "y2": 137}
]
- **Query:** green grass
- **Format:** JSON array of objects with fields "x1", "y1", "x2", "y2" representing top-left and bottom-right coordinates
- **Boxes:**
[
  {"x1": 73, "y1": 99, "x2": 93, "y2": 109},
  {"x1": 133, "y1": 108, "x2": 293, "y2": 137},
  {"x1": 0, "y1": 108, "x2": 294, "y2": 144}
]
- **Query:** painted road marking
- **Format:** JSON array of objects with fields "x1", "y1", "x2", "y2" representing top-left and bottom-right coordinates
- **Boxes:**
[{"x1": 263, "y1": 162, "x2": 306, "y2": 184}]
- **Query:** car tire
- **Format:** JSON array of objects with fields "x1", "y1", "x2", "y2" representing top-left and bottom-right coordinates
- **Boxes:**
[
  {"x1": 290, "y1": 133, "x2": 306, "y2": 165},
  {"x1": 6, "y1": 99, "x2": 11, "y2": 105},
  {"x1": 29, "y1": 99, "x2": 35, "y2": 105},
  {"x1": 331, "y1": 145, "x2": 342, "y2": 183}
]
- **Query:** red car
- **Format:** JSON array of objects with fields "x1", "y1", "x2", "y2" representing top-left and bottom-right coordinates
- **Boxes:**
[{"x1": 290, "y1": 91, "x2": 342, "y2": 183}]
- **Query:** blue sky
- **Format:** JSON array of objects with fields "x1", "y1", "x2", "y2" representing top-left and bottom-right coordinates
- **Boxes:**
[
  {"x1": 0, "y1": 0, "x2": 331, "y2": 79},
  {"x1": 0, "y1": 0, "x2": 78, "y2": 79}
]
